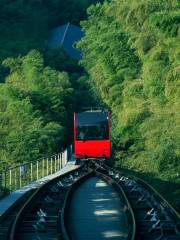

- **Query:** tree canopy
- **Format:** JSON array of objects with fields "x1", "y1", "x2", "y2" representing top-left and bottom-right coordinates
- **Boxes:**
[
  {"x1": 0, "y1": 0, "x2": 179, "y2": 209},
  {"x1": 0, "y1": 0, "x2": 98, "y2": 169},
  {"x1": 0, "y1": 50, "x2": 73, "y2": 166},
  {"x1": 78, "y1": 0, "x2": 180, "y2": 175}
]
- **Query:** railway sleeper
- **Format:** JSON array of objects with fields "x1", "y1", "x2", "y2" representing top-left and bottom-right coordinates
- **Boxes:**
[
  {"x1": 139, "y1": 226, "x2": 179, "y2": 240},
  {"x1": 23, "y1": 211, "x2": 61, "y2": 223},
  {"x1": 22, "y1": 218, "x2": 58, "y2": 225},
  {"x1": 19, "y1": 222, "x2": 58, "y2": 232},
  {"x1": 16, "y1": 233, "x2": 59, "y2": 240}
]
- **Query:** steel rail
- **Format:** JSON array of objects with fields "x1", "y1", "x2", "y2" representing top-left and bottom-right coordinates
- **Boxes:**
[
  {"x1": 62, "y1": 165, "x2": 136, "y2": 240},
  {"x1": 2, "y1": 159, "x2": 179, "y2": 240},
  {"x1": 95, "y1": 168, "x2": 136, "y2": 240},
  {"x1": 100, "y1": 162, "x2": 180, "y2": 239},
  {"x1": 134, "y1": 176, "x2": 180, "y2": 219},
  {"x1": 9, "y1": 166, "x2": 85, "y2": 240},
  {"x1": 0, "y1": 189, "x2": 35, "y2": 240},
  {"x1": 61, "y1": 169, "x2": 94, "y2": 240},
  {"x1": 101, "y1": 162, "x2": 180, "y2": 219}
]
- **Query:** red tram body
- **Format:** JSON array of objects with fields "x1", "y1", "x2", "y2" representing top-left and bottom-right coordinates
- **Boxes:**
[{"x1": 74, "y1": 110, "x2": 110, "y2": 159}]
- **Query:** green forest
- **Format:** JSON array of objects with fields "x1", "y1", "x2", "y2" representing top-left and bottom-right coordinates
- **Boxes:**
[
  {"x1": 0, "y1": 0, "x2": 179, "y2": 210},
  {"x1": 0, "y1": 0, "x2": 96, "y2": 169},
  {"x1": 77, "y1": 0, "x2": 180, "y2": 209}
]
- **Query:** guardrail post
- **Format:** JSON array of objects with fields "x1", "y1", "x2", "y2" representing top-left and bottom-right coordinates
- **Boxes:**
[
  {"x1": 55, "y1": 155, "x2": 57, "y2": 172},
  {"x1": 62, "y1": 149, "x2": 67, "y2": 167},
  {"x1": 57, "y1": 154, "x2": 59, "y2": 170},
  {"x1": 62, "y1": 152, "x2": 64, "y2": 168},
  {"x1": 58, "y1": 154, "x2": 60, "y2": 170},
  {"x1": 51, "y1": 157, "x2": 53, "y2": 174},
  {"x1": 60, "y1": 153, "x2": 62, "y2": 169},
  {"x1": 47, "y1": 158, "x2": 49, "y2": 176},
  {"x1": 19, "y1": 166, "x2": 22, "y2": 188},
  {"x1": 42, "y1": 158, "x2": 44, "y2": 177},
  {"x1": 37, "y1": 161, "x2": 39, "y2": 180}
]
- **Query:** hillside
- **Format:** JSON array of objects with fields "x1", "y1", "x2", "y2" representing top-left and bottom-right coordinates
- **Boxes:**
[
  {"x1": 0, "y1": 0, "x2": 179, "y2": 210},
  {"x1": 0, "y1": 0, "x2": 97, "y2": 168},
  {"x1": 77, "y1": 0, "x2": 180, "y2": 210}
]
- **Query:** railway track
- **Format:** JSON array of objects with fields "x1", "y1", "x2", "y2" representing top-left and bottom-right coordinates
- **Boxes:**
[
  {"x1": 0, "y1": 189, "x2": 36, "y2": 240},
  {"x1": 62, "y1": 164, "x2": 136, "y2": 240},
  {"x1": 98, "y1": 162, "x2": 180, "y2": 240},
  {"x1": 0, "y1": 165, "x2": 89, "y2": 240},
  {"x1": 0, "y1": 160, "x2": 179, "y2": 240}
]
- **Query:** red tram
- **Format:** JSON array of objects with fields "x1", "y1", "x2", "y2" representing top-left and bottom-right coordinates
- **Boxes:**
[{"x1": 74, "y1": 110, "x2": 110, "y2": 160}]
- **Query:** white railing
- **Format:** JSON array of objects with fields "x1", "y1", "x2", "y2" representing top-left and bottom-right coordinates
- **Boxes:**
[{"x1": 0, "y1": 150, "x2": 68, "y2": 194}]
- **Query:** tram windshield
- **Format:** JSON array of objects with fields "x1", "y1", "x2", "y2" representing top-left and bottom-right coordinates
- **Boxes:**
[{"x1": 76, "y1": 112, "x2": 109, "y2": 140}]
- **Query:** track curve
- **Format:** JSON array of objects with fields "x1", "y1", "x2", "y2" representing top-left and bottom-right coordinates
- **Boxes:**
[
  {"x1": 1, "y1": 160, "x2": 179, "y2": 240},
  {"x1": 62, "y1": 167, "x2": 136, "y2": 240},
  {"x1": 100, "y1": 162, "x2": 180, "y2": 240},
  {"x1": 9, "y1": 165, "x2": 88, "y2": 240}
]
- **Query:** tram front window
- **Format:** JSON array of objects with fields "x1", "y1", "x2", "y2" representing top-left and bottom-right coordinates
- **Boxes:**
[{"x1": 76, "y1": 112, "x2": 109, "y2": 140}]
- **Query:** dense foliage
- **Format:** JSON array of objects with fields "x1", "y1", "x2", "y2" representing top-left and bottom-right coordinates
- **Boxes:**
[
  {"x1": 0, "y1": 0, "x2": 101, "y2": 63},
  {"x1": 78, "y1": 0, "x2": 180, "y2": 205},
  {"x1": 0, "y1": 50, "x2": 72, "y2": 165},
  {"x1": 0, "y1": 0, "x2": 97, "y2": 169},
  {"x1": 0, "y1": 49, "x2": 94, "y2": 169},
  {"x1": 0, "y1": 0, "x2": 101, "y2": 83},
  {"x1": 0, "y1": 0, "x2": 179, "y2": 208}
]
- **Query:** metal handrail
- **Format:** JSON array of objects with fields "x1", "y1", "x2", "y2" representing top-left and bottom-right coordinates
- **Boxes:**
[
  {"x1": 1, "y1": 153, "x2": 61, "y2": 172},
  {"x1": 0, "y1": 149, "x2": 68, "y2": 194},
  {"x1": 9, "y1": 166, "x2": 81, "y2": 240}
]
